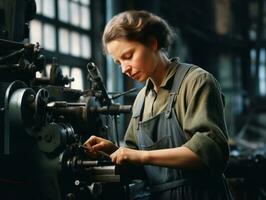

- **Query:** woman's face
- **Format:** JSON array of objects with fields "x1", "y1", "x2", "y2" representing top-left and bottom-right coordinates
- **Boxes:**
[{"x1": 106, "y1": 38, "x2": 158, "y2": 82}]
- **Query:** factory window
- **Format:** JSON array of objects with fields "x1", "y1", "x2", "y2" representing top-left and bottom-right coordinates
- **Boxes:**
[
  {"x1": 35, "y1": 0, "x2": 42, "y2": 14},
  {"x1": 70, "y1": 31, "x2": 81, "y2": 56},
  {"x1": 71, "y1": 67, "x2": 84, "y2": 90},
  {"x1": 43, "y1": 23, "x2": 56, "y2": 51},
  {"x1": 59, "y1": 28, "x2": 70, "y2": 54},
  {"x1": 81, "y1": 5, "x2": 91, "y2": 29},
  {"x1": 30, "y1": 20, "x2": 42, "y2": 44},
  {"x1": 60, "y1": 65, "x2": 84, "y2": 90},
  {"x1": 250, "y1": 49, "x2": 256, "y2": 77},
  {"x1": 259, "y1": 49, "x2": 266, "y2": 95},
  {"x1": 250, "y1": 48, "x2": 266, "y2": 96},
  {"x1": 81, "y1": 35, "x2": 91, "y2": 58},
  {"x1": 70, "y1": 1, "x2": 80, "y2": 26},
  {"x1": 29, "y1": 0, "x2": 92, "y2": 90},
  {"x1": 58, "y1": 0, "x2": 69, "y2": 22},
  {"x1": 45, "y1": 64, "x2": 52, "y2": 77},
  {"x1": 61, "y1": 65, "x2": 70, "y2": 75},
  {"x1": 43, "y1": 0, "x2": 56, "y2": 18}
]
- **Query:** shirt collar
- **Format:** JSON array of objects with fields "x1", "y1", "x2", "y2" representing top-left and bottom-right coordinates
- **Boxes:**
[{"x1": 145, "y1": 57, "x2": 180, "y2": 92}]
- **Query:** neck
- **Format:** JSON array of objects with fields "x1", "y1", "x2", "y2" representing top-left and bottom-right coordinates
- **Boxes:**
[{"x1": 150, "y1": 53, "x2": 171, "y2": 92}]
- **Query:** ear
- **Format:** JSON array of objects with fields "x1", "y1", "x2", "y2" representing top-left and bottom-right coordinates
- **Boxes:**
[{"x1": 149, "y1": 36, "x2": 158, "y2": 51}]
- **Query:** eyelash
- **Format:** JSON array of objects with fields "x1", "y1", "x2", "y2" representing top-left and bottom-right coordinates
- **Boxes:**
[
  {"x1": 123, "y1": 54, "x2": 132, "y2": 59},
  {"x1": 114, "y1": 52, "x2": 133, "y2": 66}
]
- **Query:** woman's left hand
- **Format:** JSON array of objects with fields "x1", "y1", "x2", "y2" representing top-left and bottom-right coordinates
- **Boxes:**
[{"x1": 110, "y1": 147, "x2": 147, "y2": 165}]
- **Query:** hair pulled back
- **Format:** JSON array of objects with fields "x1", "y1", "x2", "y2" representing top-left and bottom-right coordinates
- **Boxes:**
[{"x1": 102, "y1": 10, "x2": 174, "y2": 53}]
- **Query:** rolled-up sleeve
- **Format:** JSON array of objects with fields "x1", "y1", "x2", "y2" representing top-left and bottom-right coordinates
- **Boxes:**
[{"x1": 181, "y1": 71, "x2": 230, "y2": 174}]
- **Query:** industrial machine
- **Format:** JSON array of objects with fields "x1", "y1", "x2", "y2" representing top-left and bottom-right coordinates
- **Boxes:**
[
  {"x1": 0, "y1": 37, "x2": 139, "y2": 200},
  {"x1": 0, "y1": 1, "x2": 148, "y2": 199}
]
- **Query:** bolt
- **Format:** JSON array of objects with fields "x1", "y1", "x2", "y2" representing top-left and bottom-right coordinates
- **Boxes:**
[{"x1": 27, "y1": 94, "x2": 35, "y2": 103}]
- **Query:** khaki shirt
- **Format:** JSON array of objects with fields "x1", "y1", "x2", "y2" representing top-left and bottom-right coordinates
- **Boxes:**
[{"x1": 124, "y1": 59, "x2": 230, "y2": 174}]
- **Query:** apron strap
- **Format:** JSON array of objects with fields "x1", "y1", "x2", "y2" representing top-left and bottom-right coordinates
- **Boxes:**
[
  {"x1": 133, "y1": 62, "x2": 194, "y2": 127},
  {"x1": 132, "y1": 89, "x2": 146, "y2": 130},
  {"x1": 165, "y1": 63, "x2": 193, "y2": 119}
]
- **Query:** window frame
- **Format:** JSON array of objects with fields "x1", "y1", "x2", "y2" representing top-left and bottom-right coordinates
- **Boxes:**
[{"x1": 30, "y1": 0, "x2": 95, "y2": 90}]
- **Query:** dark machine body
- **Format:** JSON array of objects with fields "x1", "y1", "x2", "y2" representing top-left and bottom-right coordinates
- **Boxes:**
[
  {"x1": 0, "y1": 38, "x2": 135, "y2": 200},
  {"x1": 0, "y1": 1, "x2": 141, "y2": 199}
]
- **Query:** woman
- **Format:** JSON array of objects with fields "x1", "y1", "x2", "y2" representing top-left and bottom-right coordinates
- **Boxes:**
[{"x1": 84, "y1": 10, "x2": 233, "y2": 200}]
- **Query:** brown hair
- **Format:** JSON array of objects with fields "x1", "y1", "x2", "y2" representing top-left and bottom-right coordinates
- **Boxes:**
[{"x1": 102, "y1": 10, "x2": 174, "y2": 54}]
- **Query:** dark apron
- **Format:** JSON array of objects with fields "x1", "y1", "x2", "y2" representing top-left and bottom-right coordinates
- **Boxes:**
[{"x1": 132, "y1": 63, "x2": 233, "y2": 200}]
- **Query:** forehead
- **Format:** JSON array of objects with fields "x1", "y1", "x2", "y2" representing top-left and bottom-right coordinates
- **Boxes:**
[{"x1": 106, "y1": 39, "x2": 143, "y2": 56}]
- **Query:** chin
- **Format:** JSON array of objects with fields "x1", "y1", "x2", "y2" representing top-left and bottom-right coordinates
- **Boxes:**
[
  {"x1": 129, "y1": 74, "x2": 147, "y2": 82},
  {"x1": 136, "y1": 77, "x2": 147, "y2": 83}
]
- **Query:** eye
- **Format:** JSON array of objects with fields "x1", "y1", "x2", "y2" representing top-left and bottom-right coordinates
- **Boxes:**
[{"x1": 123, "y1": 52, "x2": 132, "y2": 60}]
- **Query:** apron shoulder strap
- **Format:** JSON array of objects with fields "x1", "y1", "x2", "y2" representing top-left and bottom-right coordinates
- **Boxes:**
[
  {"x1": 132, "y1": 88, "x2": 146, "y2": 130},
  {"x1": 133, "y1": 62, "x2": 194, "y2": 126},
  {"x1": 165, "y1": 63, "x2": 193, "y2": 119}
]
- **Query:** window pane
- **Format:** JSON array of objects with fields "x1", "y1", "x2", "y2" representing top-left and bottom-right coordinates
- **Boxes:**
[
  {"x1": 45, "y1": 64, "x2": 52, "y2": 77},
  {"x1": 70, "y1": 2, "x2": 80, "y2": 26},
  {"x1": 250, "y1": 49, "x2": 256, "y2": 77},
  {"x1": 81, "y1": 6, "x2": 90, "y2": 29},
  {"x1": 81, "y1": 35, "x2": 91, "y2": 58},
  {"x1": 30, "y1": 20, "x2": 42, "y2": 45},
  {"x1": 59, "y1": 28, "x2": 70, "y2": 54},
  {"x1": 70, "y1": 31, "x2": 80, "y2": 56},
  {"x1": 71, "y1": 67, "x2": 84, "y2": 90},
  {"x1": 35, "y1": 0, "x2": 42, "y2": 14},
  {"x1": 60, "y1": 65, "x2": 70, "y2": 77},
  {"x1": 217, "y1": 55, "x2": 232, "y2": 89},
  {"x1": 43, "y1": 0, "x2": 55, "y2": 18},
  {"x1": 36, "y1": 71, "x2": 43, "y2": 78},
  {"x1": 58, "y1": 0, "x2": 69, "y2": 22},
  {"x1": 44, "y1": 23, "x2": 56, "y2": 51},
  {"x1": 81, "y1": 0, "x2": 90, "y2": 5},
  {"x1": 259, "y1": 49, "x2": 266, "y2": 95}
]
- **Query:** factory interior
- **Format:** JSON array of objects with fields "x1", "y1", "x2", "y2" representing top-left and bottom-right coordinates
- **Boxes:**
[{"x1": 0, "y1": 0, "x2": 266, "y2": 199}]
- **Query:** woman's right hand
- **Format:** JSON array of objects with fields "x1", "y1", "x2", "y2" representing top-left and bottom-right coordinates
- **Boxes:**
[{"x1": 83, "y1": 135, "x2": 118, "y2": 156}]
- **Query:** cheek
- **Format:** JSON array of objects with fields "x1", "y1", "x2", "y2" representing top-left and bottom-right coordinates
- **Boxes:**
[
  {"x1": 141, "y1": 54, "x2": 155, "y2": 73},
  {"x1": 127, "y1": 46, "x2": 155, "y2": 76},
  {"x1": 135, "y1": 52, "x2": 153, "y2": 70},
  {"x1": 129, "y1": 58, "x2": 144, "y2": 71}
]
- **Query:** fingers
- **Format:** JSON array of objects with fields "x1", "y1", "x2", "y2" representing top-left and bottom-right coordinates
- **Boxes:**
[
  {"x1": 82, "y1": 142, "x2": 93, "y2": 152},
  {"x1": 83, "y1": 135, "x2": 111, "y2": 154},
  {"x1": 110, "y1": 147, "x2": 129, "y2": 165},
  {"x1": 90, "y1": 142, "x2": 105, "y2": 151},
  {"x1": 110, "y1": 151, "x2": 118, "y2": 164},
  {"x1": 84, "y1": 135, "x2": 101, "y2": 150},
  {"x1": 81, "y1": 145, "x2": 98, "y2": 159},
  {"x1": 84, "y1": 135, "x2": 99, "y2": 147},
  {"x1": 83, "y1": 135, "x2": 119, "y2": 158}
]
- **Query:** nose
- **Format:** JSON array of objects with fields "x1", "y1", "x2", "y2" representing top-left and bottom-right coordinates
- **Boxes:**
[{"x1": 121, "y1": 62, "x2": 131, "y2": 74}]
